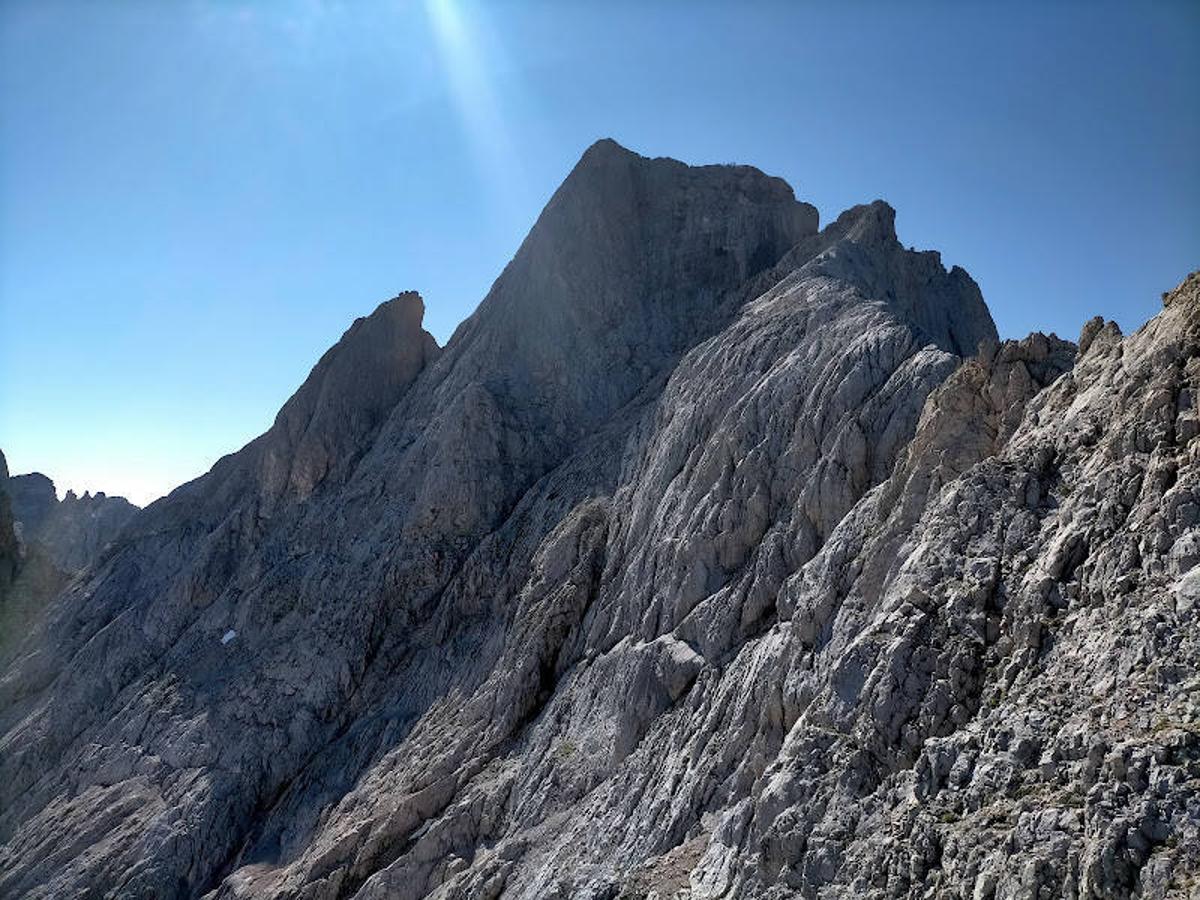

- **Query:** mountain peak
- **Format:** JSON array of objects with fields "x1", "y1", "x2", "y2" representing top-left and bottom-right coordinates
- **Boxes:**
[
  {"x1": 8, "y1": 143, "x2": 1190, "y2": 900},
  {"x1": 577, "y1": 136, "x2": 635, "y2": 164},
  {"x1": 435, "y1": 140, "x2": 820, "y2": 440},
  {"x1": 258, "y1": 289, "x2": 439, "y2": 499},
  {"x1": 801, "y1": 198, "x2": 996, "y2": 357},
  {"x1": 5, "y1": 470, "x2": 137, "y2": 573},
  {"x1": 561, "y1": 138, "x2": 806, "y2": 213},
  {"x1": 830, "y1": 199, "x2": 898, "y2": 244}
]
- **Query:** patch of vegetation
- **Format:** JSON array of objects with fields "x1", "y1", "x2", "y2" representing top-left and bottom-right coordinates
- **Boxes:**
[{"x1": 553, "y1": 740, "x2": 577, "y2": 760}]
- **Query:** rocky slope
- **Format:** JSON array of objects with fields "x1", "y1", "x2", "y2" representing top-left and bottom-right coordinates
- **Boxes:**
[{"x1": 0, "y1": 141, "x2": 1195, "y2": 900}]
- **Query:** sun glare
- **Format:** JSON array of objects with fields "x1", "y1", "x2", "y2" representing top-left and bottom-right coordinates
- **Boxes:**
[{"x1": 423, "y1": 0, "x2": 524, "y2": 219}]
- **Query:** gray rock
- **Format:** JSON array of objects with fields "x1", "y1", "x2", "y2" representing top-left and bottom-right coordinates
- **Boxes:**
[
  {"x1": 8, "y1": 472, "x2": 139, "y2": 573},
  {"x1": 0, "y1": 141, "x2": 1195, "y2": 900},
  {"x1": 0, "y1": 462, "x2": 134, "y2": 663},
  {"x1": 5, "y1": 471, "x2": 56, "y2": 538},
  {"x1": 0, "y1": 451, "x2": 17, "y2": 598}
]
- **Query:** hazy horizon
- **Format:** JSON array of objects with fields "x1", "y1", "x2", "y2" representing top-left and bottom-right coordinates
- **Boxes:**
[{"x1": 2, "y1": 1, "x2": 1197, "y2": 506}]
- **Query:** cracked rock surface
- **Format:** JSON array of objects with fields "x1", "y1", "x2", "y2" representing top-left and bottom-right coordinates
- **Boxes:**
[{"x1": 0, "y1": 141, "x2": 1196, "y2": 900}]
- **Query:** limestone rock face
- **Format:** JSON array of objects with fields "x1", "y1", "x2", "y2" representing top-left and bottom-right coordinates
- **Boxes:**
[
  {"x1": 258, "y1": 291, "x2": 441, "y2": 503},
  {"x1": 0, "y1": 468, "x2": 137, "y2": 665},
  {"x1": 0, "y1": 141, "x2": 1195, "y2": 900},
  {"x1": 6, "y1": 472, "x2": 56, "y2": 537},
  {"x1": 7, "y1": 472, "x2": 139, "y2": 574},
  {"x1": 0, "y1": 452, "x2": 17, "y2": 597}
]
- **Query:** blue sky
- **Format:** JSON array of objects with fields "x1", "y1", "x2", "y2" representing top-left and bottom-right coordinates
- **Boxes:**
[{"x1": 1, "y1": 1, "x2": 1197, "y2": 505}]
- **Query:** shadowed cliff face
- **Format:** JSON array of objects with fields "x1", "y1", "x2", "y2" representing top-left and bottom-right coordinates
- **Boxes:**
[
  {"x1": 2, "y1": 142, "x2": 1195, "y2": 900},
  {"x1": 0, "y1": 453, "x2": 17, "y2": 599},
  {"x1": 258, "y1": 290, "x2": 441, "y2": 503},
  {"x1": 7, "y1": 472, "x2": 139, "y2": 573},
  {"x1": 0, "y1": 468, "x2": 134, "y2": 663}
]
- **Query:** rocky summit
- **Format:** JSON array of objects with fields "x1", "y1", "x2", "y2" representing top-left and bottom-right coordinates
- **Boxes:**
[{"x1": 0, "y1": 141, "x2": 1197, "y2": 900}]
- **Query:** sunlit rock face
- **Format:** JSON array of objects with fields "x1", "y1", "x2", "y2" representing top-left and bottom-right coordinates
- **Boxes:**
[{"x1": 1, "y1": 142, "x2": 1197, "y2": 900}]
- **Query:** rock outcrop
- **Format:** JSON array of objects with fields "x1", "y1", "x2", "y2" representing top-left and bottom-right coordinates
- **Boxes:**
[
  {"x1": 0, "y1": 452, "x2": 18, "y2": 599},
  {"x1": 0, "y1": 466, "x2": 136, "y2": 664},
  {"x1": 7, "y1": 472, "x2": 139, "y2": 574},
  {"x1": 0, "y1": 141, "x2": 1195, "y2": 900}
]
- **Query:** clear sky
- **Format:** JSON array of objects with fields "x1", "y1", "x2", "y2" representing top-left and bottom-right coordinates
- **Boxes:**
[{"x1": 1, "y1": 1, "x2": 1197, "y2": 506}]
